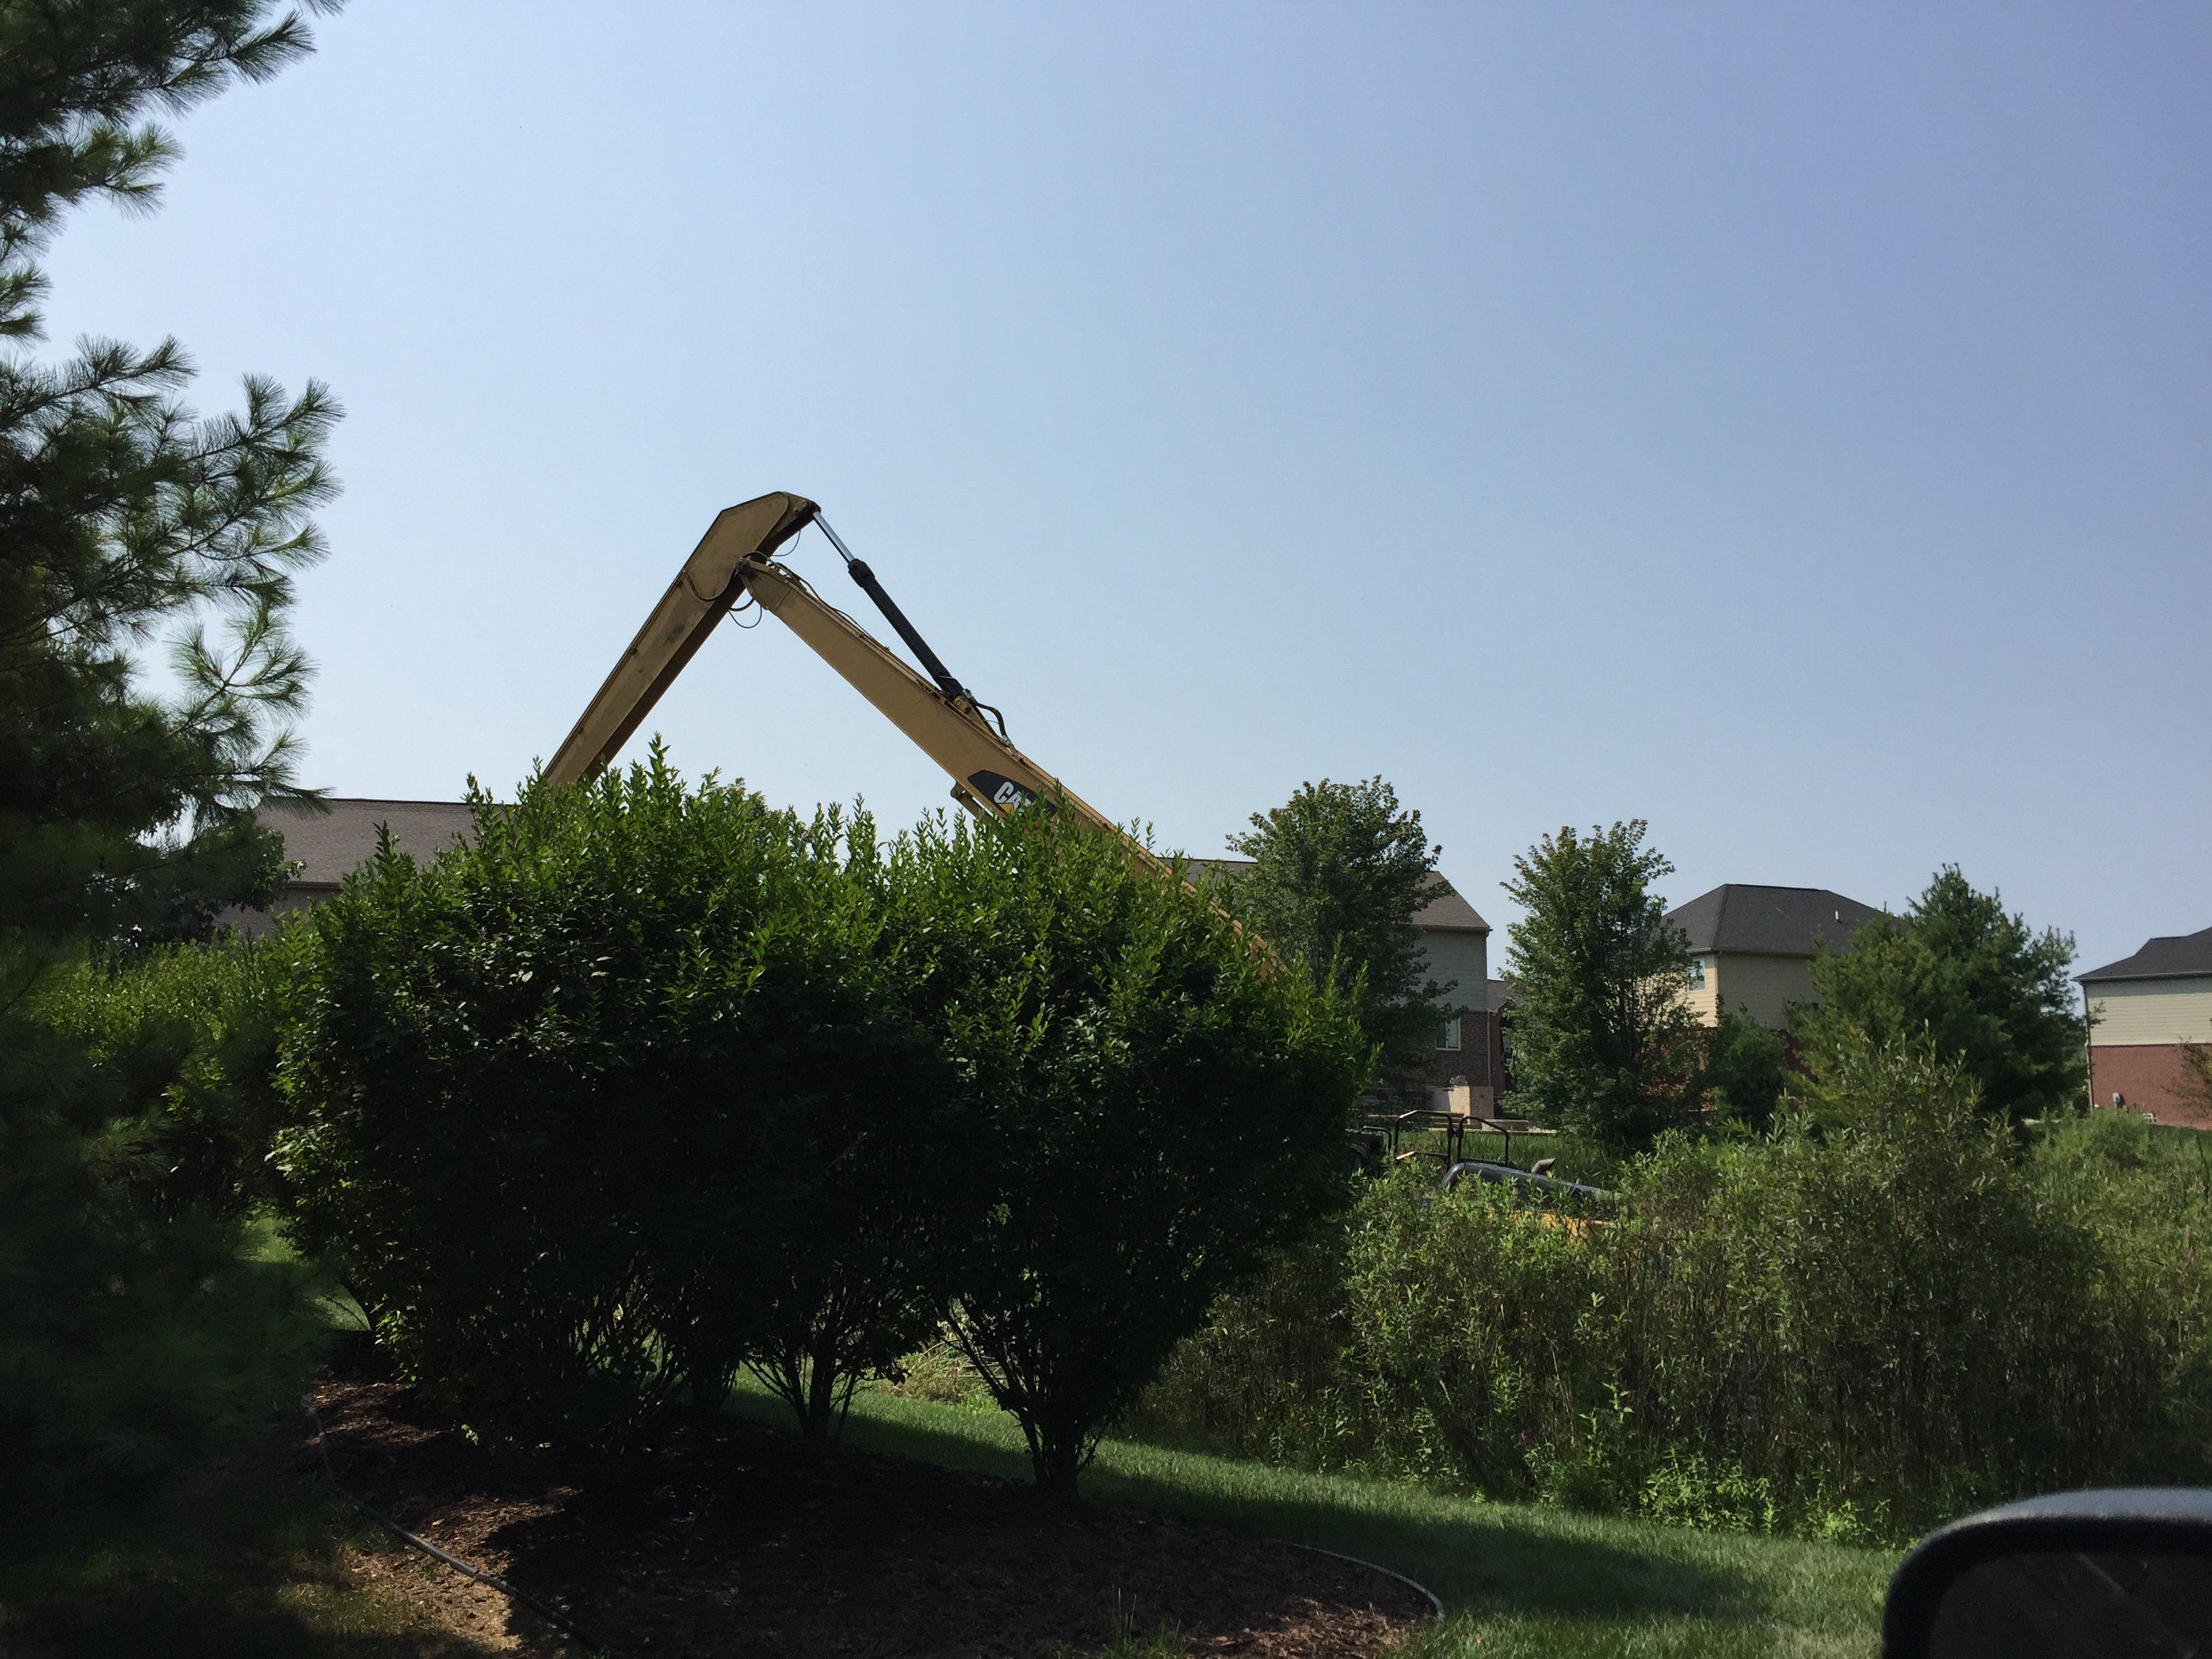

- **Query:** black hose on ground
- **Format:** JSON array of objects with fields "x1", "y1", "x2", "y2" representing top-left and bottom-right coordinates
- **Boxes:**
[
  {"x1": 305, "y1": 1399, "x2": 1439, "y2": 1653},
  {"x1": 1287, "y1": 1542, "x2": 1447, "y2": 1625},
  {"x1": 304, "y1": 1401, "x2": 615, "y2": 1656}
]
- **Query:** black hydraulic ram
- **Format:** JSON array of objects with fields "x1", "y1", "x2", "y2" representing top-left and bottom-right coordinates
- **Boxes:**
[{"x1": 813, "y1": 516, "x2": 975, "y2": 708}]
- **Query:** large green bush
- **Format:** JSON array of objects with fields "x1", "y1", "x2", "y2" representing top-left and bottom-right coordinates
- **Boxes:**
[
  {"x1": 1, "y1": 964, "x2": 321, "y2": 1510},
  {"x1": 1347, "y1": 1172, "x2": 1616, "y2": 1500},
  {"x1": 893, "y1": 805, "x2": 1373, "y2": 1496},
  {"x1": 277, "y1": 753, "x2": 966, "y2": 1448},
  {"x1": 1128, "y1": 1038, "x2": 2212, "y2": 1542},
  {"x1": 40, "y1": 937, "x2": 303, "y2": 1222},
  {"x1": 1612, "y1": 1042, "x2": 2176, "y2": 1534},
  {"x1": 1114, "y1": 1221, "x2": 1363, "y2": 1469}
]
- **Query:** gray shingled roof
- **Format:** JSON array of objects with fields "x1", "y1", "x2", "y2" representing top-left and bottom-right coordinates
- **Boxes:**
[
  {"x1": 1665, "y1": 884, "x2": 1882, "y2": 958},
  {"x1": 1182, "y1": 857, "x2": 1489, "y2": 933},
  {"x1": 260, "y1": 798, "x2": 478, "y2": 888},
  {"x1": 2078, "y1": 925, "x2": 2212, "y2": 985},
  {"x1": 1487, "y1": 977, "x2": 1513, "y2": 1012}
]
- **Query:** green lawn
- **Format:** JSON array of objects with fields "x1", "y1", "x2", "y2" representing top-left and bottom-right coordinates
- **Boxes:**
[
  {"x1": 731, "y1": 1381, "x2": 1895, "y2": 1659},
  {"x1": 0, "y1": 1438, "x2": 493, "y2": 1659}
]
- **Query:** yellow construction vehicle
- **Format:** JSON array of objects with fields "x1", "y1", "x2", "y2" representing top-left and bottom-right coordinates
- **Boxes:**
[{"x1": 548, "y1": 491, "x2": 1119, "y2": 832}]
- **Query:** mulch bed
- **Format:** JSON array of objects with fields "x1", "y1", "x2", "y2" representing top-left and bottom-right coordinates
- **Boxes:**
[{"x1": 306, "y1": 1355, "x2": 1431, "y2": 1658}]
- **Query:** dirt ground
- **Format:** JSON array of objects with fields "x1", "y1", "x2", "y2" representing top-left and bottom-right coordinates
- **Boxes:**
[{"x1": 308, "y1": 1360, "x2": 1433, "y2": 1659}]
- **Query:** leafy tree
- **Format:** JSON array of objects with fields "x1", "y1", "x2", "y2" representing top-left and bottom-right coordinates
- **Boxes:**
[
  {"x1": 2182, "y1": 1044, "x2": 2212, "y2": 1120},
  {"x1": 1226, "y1": 776, "x2": 1454, "y2": 1089},
  {"x1": 898, "y1": 803, "x2": 1372, "y2": 1498},
  {"x1": 0, "y1": 1, "x2": 340, "y2": 1511},
  {"x1": 1501, "y1": 820, "x2": 1700, "y2": 1150},
  {"x1": 1702, "y1": 1003, "x2": 1789, "y2": 1134},
  {"x1": 1, "y1": 1, "x2": 342, "y2": 947},
  {"x1": 1792, "y1": 867, "x2": 2085, "y2": 1126}
]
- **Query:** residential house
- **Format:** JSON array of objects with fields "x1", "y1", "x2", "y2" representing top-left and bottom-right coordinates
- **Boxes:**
[
  {"x1": 1664, "y1": 883, "x2": 1883, "y2": 1030},
  {"x1": 2078, "y1": 926, "x2": 2212, "y2": 1130}
]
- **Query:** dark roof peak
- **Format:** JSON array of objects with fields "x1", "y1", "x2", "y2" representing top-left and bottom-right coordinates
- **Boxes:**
[
  {"x1": 2078, "y1": 925, "x2": 2212, "y2": 985},
  {"x1": 266, "y1": 795, "x2": 485, "y2": 811},
  {"x1": 1665, "y1": 883, "x2": 1883, "y2": 958}
]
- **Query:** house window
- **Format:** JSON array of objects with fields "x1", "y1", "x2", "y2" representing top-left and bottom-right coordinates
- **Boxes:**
[
  {"x1": 1687, "y1": 957, "x2": 1707, "y2": 991},
  {"x1": 1436, "y1": 1014, "x2": 1462, "y2": 1052}
]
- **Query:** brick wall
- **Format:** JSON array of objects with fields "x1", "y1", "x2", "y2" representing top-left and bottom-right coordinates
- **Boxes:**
[
  {"x1": 1412, "y1": 1009, "x2": 1494, "y2": 1094},
  {"x1": 2089, "y1": 1044, "x2": 2212, "y2": 1130}
]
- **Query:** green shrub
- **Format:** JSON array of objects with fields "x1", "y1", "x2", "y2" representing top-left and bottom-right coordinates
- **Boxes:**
[
  {"x1": 893, "y1": 805, "x2": 1372, "y2": 1497},
  {"x1": 0, "y1": 963, "x2": 323, "y2": 1509},
  {"x1": 2025, "y1": 1109, "x2": 2212, "y2": 1469},
  {"x1": 1638, "y1": 1451, "x2": 1778, "y2": 1535},
  {"x1": 277, "y1": 752, "x2": 960, "y2": 1448},
  {"x1": 1114, "y1": 1219, "x2": 1362, "y2": 1469},
  {"x1": 1615, "y1": 1040, "x2": 2158, "y2": 1532},
  {"x1": 1700, "y1": 1003, "x2": 1788, "y2": 1132},
  {"x1": 40, "y1": 934, "x2": 304, "y2": 1222},
  {"x1": 737, "y1": 819, "x2": 979, "y2": 1439},
  {"x1": 1128, "y1": 1036, "x2": 2212, "y2": 1542},
  {"x1": 1346, "y1": 1168, "x2": 1617, "y2": 1500}
]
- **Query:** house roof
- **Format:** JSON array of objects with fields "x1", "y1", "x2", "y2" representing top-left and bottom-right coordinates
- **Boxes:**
[
  {"x1": 1183, "y1": 857, "x2": 1489, "y2": 933},
  {"x1": 1664, "y1": 884, "x2": 1883, "y2": 958},
  {"x1": 260, "y1": 798, "x2": 479, "y2": 887},
  {"x1": 2078, "y1": 926, "x2": 2212, "y2": 985},
  {"x1": 1487, "y1": 977, "x2": 1513, "y2": 1012}
]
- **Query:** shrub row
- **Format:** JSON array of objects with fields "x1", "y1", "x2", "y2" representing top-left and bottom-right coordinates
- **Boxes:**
[
  {"x1": 1124, "y1": 1041, "x2": 2212, "y2": 1542},
  {"x1": 270, "y1": 754, "x2": 1370, "y2": 1492}
]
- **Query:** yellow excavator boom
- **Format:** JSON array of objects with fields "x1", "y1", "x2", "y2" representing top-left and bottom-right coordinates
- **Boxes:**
[{"x1": 546, "y1": 492, "x2": 1121, "y2": 836}]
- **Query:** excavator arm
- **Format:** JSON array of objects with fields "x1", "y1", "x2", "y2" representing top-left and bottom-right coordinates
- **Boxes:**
[{"x1": 546, "y1": 492, "x2": 1121, "y2": 836}]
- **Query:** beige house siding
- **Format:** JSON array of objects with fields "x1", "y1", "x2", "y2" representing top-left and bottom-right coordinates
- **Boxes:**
[
  {"x1": 2086, "y1": 978, "x2": 2212, "y2": 1048},
  {"x1": 1706, "y1": 952, "x2": 1818, "y2": 1030},
  {"x1": 1683, "y1": 960, "x2": 1718, "y2": 1025},
  {"x1": 1412, "y1": 925, "x2": 1492, "y2": 1094},
  {"x1": 1420, "y1": 929, "x2": 1488, "y2": 1023}
]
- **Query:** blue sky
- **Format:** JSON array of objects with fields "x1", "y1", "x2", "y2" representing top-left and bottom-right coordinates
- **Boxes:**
[{"x1": 40, "y1": 2, "x2": 2210, "y2": 972}]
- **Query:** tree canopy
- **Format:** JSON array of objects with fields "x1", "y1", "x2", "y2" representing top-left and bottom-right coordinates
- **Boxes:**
[
  {"x1": 1, "y1": 0, "x2": 341, "y2": 948},
  {"x1": 1792, "y1": 866, "x2": 2085, "y2": 1125},
  {"x1": 1225, "y1": 776, "x2": 1452, "y2": 1089},
  {"x1": 1701, "y1": 1001, "x2": 1789, "y2": 1133},
  {"x1": 0, "y1": 0, "x2": 341, "y2": 1511},
  {"x1": 1501, "y1": 820, "x2": 1700, "y2": 1150}
]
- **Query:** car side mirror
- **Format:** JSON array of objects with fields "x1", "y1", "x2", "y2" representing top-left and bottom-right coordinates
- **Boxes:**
[{"x1": 1884, "y1": 1490, "x2": 2212, "y2": 1658}]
